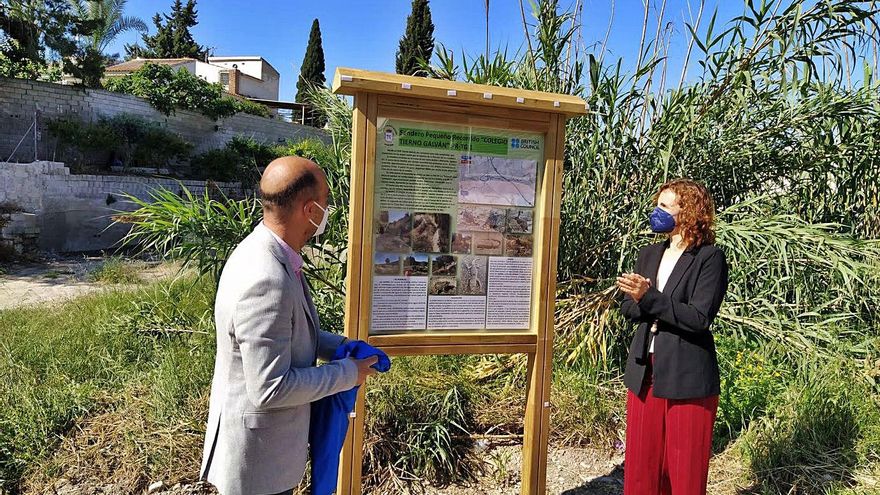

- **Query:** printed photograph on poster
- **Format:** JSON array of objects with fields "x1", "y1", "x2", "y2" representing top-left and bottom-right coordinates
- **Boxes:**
[
  {"x1": 411, "y1": 213, "x2": 451, "y2": 253},
  {"x1": 457, "y1": 205, "x2": 506, "y2": 232},
  {"x1": 375, "y1": 210, "x2": 412, "y2": 252},
  {"x1": 403, "y1": 253, "x2": 430, "y2": 276},
  {"x1": 374, "y1": 253, "x2": 402, "y2": 275},
  {"x1": 451, "y1": 232, "x2": 472, "y2": 254},
  {"x1": 459, "y1": 156, "x2": 538, "y2": 207},
  {"x1": 429, "y1": 276, "x2": 457, "y2": 295},
  {"x1": 505, "y1": 235, "x2": 534, "y2": 257},
  {"x1": 458, "y1": 255, "x2": 488, "y2": 295},
  {"x1": 506, "y1": 209, "x2": 534, "y2": 234},
  {"x1": 472, "y1": 232, "x2": 504, "y2": 255},
  {"x1": 430, "y1": 255, "x2": 457, "y2": 276}
]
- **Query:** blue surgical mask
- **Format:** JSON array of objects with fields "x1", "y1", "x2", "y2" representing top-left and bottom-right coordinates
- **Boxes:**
[{"x1": 649, "y1": 207, "x2": 676, "y2": 233}]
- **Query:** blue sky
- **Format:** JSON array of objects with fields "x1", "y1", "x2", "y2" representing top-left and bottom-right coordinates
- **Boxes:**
[{"x1": 106, "y1": 0, "x2": 744, "y2": 102}]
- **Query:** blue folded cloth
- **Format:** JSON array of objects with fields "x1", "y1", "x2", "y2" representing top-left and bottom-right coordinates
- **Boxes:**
[{"x1": 309, "y1": 340, "x2": 390, "y2": 495}]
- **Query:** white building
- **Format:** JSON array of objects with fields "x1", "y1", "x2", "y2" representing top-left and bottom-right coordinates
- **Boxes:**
[
  {"x1": 207, "y1": 56, "x2": 280, "y2": 101},
  {"x1": 105, "y1": 56, "x2": 281, "y2": 101}
]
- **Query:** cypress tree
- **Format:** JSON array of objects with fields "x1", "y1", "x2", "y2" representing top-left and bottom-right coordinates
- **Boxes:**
[
  {"x1": 395, "y1": 0, "x2": 434, "y2": 76},
  {"x1": 296, "y1": 18, "x2": 326, "y2": 127}
]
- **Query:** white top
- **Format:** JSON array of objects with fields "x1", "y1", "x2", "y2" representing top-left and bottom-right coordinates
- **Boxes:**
[{"x1": 649, "y1": 247, "x2": 683, "y2": 353}]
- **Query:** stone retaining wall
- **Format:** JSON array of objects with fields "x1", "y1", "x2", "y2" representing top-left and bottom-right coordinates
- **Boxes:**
[
  {"x1": 0, "y1": 161, "x2": 246, "y2": 253},
  {"x1": 0, "y1": 77, "x2": 328, "y2": 163}
]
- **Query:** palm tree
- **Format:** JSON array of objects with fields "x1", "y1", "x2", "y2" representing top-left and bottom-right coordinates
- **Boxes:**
[{"x1": 69, "y1": 0, "x2": 147, "y2": 55}]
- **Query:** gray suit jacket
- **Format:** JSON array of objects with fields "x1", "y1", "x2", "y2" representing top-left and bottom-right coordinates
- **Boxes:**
[{"x1": 200, "y1": 223, "x2": 358, "y2": 495}]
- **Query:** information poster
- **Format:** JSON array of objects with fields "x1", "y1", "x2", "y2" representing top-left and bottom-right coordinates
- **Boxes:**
[{"x1": 369, "y1": 119, "x2": 543, "y2": 334}]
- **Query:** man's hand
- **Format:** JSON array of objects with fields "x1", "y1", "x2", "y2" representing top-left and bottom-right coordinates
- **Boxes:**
[
  {"x1": 351, "y1": 356, "x2": 379, "y2": 385},
  {"x1": 616, "y1": 273, "x2": 652, "y2": 302}
]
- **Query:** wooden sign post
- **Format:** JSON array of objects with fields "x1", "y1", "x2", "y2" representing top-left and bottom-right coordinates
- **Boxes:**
[{"x1": 332, "y1": 68, "x2": 587, "y2": 495}]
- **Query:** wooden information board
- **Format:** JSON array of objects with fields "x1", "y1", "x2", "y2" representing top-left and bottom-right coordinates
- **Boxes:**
[{"x1": 332, "y1": 68, "x2": 587, "y2": 494}]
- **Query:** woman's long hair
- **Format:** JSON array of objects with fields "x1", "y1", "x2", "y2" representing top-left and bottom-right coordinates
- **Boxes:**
[{"x1": 654, "y1": 179, "x2": 716, "y2": 247}]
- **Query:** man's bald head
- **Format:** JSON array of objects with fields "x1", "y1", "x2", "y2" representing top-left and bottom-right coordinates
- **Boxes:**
[{"x1": 259, "y1": 156, "x2": 327, "y2": 215}]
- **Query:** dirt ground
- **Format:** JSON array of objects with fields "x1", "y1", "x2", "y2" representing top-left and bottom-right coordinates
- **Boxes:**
[
  {"x1": 39, "y1": 442, "x2": 751, "y2": 495},
  {"x1": 0, "y1": 255, "x2": 177, "y2": 310},
  {"x1": 105, "y1": 445, "x2": 625, "y2": 495},
  {"x1": 423, "y1": 445, "x2": 625, "y2": 495}
]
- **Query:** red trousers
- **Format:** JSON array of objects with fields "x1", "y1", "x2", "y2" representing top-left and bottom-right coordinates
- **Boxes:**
[{"x1": 623, "y1": 365, "x2": 718, "y2": 495}]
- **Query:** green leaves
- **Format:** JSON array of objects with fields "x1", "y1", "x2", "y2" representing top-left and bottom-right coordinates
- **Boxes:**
[
  {"x1": 296, "y1": 18, "x2": 326, "y2": 128},
  {"x1": 395, "y1": 0, "x2": 435, "y2": 77},
  {"x1": 47, "y1": 114, "x2": 192, "y2": 171},
  {"x1": 116, "y1": 186, "x2": 260, "y2": 282},
  {"x1": 104, "y1": 62, "x2": 269, "y2": 119},
  {"x1": 123, "y1": 0, "x2": 207, "y2": 60}
]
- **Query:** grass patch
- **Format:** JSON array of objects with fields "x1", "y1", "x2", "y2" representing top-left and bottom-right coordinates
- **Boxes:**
[
  {"x1": 0, "y1": 276, "x2": 215, "y2": 493},
  {"x1": 363, "y1": 355, "x2": 483, "y2": 491},
  {"x1": 715, "y1": 335, "x2": 789, "y2": 450},
  {"x1": 87, "y1": 257, "x2": 142, "y2": 284},
  {"x1": 3, "y1": 269, "x2": 876, "y2": 495},
  {"x1": 550, "y1": 358, "x2": 626, "y2": 448},
  {"x1": 738, "y1": 358, "x2": 880, "y2": 495}
]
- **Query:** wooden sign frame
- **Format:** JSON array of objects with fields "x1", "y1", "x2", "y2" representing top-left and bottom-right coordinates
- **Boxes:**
[{"x1": 332, "y1": 68, "x2": 587, "y2": 495}]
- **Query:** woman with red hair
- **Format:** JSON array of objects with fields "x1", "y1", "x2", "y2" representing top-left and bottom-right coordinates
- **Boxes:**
[{"x1": 616, "y1": 179, "x2": 729, "y2": 495}]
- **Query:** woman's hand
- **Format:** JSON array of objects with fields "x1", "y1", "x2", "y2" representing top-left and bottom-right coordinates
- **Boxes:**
[{"x1": 616, "y1": 273, "x2": 652, "y2": 302}]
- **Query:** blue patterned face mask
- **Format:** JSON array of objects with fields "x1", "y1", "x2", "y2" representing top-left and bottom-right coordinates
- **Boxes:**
[{"x1": 649, "y1": 207, "x2": 676, "y2": 233}]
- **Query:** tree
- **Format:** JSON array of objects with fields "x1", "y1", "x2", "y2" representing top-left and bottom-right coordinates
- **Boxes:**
[
  {"x1": 124, "y1": 0, "x2": 207, "y2": 60},
  {"x1": 395, "y1": 0, "x2": 434, "y2": 76},
  {"x1": 0, "y1": 0, "x2": 101, "y2": 83},
  {"x1": 0, "y1": 0, "x2": 75, "y2": 79},
  {"x1": 69, "y1": 0, "x2": 147, "y2": 54},
  {"x1": 63, "y1": 0, "x2": 146, "y2": 87},
  {"x1": 296, "y1": 18, "x2": 326, "y2": 127}
]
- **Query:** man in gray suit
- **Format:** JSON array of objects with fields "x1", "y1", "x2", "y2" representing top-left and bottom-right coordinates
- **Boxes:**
[{"x1": 200, "y1": 156, "x2": 378, "y2": 495}]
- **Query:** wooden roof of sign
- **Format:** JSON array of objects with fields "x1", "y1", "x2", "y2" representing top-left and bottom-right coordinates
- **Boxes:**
[{"x1": 332, "y1": 67, "x2": 588, "y2": 117}]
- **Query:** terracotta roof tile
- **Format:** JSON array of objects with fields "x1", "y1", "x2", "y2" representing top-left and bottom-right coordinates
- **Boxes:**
[{"x1": 106, "y1": 58, "x2": 197, "y2": 73}]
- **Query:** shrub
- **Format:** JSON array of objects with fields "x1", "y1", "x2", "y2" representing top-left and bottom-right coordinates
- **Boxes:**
[
  {"x1": 189, "y1": 148, "x2": 246, "y2": 182},
  {"x1": 231, "y1": 97, "x2": 272, "y2": 118},
  {"x1": 550, "y1": 359, "x2": 626, "y2": 447},
  {"x1": 104, "y1": 63, "x2": 270, "y2": 119},
  {"x1": 47, "y1": 115, "x2": 192, "y2": 170},
  {"x1": 279, "y1": 138, "x2": 335, "y2": 168},
  {"x1": 117, "y1": 186, "x2": 261, "y2": 281},
  {"x1": 189, "y1": 136, "x2": 336, "y2": 184},
  {"x1": 47, "y1": 118, "x2": 119, "y2": 152},
  {"x1": 715, "y1": 336, "x2": 788, "y2": 447},
  {"x1": 225, "y1": 136, "x2": 283, "y2": 170}
]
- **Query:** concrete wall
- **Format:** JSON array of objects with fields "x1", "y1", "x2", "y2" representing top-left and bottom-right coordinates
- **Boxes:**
[
  {"x1": 208, "y1": 58, "x2": 280, "y2": 100},
  {"x1": 0, "y1": 161, "x2": 247, "y2": 253},
  {"x1": 0, "y1": 212, "x2": 38, "y2": 256},
  {"x1": 210, "y1": 58, "x2": 265, "y2": 80},
  {"x1": 237, "y1": 72, "x2": 277, "y2": 100},
  {"x1": 193, "y1": 60, "x2": 222, "y2": 84},
  {"x1": 0, "y1": 77, "x2": 326, "y2": 164}
]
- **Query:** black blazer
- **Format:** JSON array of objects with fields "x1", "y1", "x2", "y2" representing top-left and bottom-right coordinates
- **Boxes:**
[{"x1": 621, "y1": 240, "x2": 729, "y2": 400}]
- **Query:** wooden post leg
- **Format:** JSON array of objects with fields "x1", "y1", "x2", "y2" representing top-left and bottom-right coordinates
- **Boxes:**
[
  {"x1": 521, "y1": 347, "x2": 548, "y2": 494},
  {"x1": 536, "y1": 346, "x2": 554, "y2": 492},
  {"x1": 337, "y1": 384, "x2": 367, "y2": 495}
]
